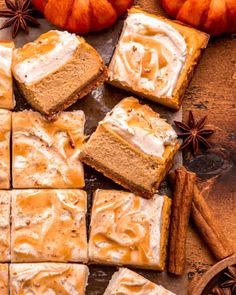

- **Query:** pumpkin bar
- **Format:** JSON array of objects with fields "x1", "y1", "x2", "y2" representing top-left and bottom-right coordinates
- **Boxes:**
[
  {"x1": 0, "y1": 41, "x2": 15, "y2": 110},
  {"x1": 88, "y1": 189, "x2": 172, "y2": 271},
  {"x1": 0, "y1": 191, "x2": 10, "y2": 262},
  {"x1": 108, "y1": 7, "x2": 209, "y2": 109},
  {"x1": 11, "y1": 189, "x2": 88, "y2": 263},
  {"x1": 12, "y1": 30, "x2": 107, "y2": 117},
  {"x1": 0, "y1": 264, "x2": 8, "y2": 295},
  {"x1": 10, "y1": 263, "x2": 89, "y2": 294},
  {"x1": 12, "y1": 110, "x2": 85, "y2": 189},
  {"x1": 0, "y1": 110, "x2": 11, "y2": 189},
  {"x1": 80, "y1": 97, "x2": 179, "y2": 198},
  {"x1": 104, "y1": 268, "x2": 175, "y2": 295}
]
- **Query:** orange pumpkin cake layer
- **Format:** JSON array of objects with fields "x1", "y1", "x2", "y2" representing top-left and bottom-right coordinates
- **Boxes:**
[
  {"x1": 80, "y1": 97, "x2": 179, "y2": 197},
  {"x1": 89, "y1": 189, "x2": 172, "y2": 270},
  {"x1": 0, "y1": 264, "x2": 8, "y2": 295},
  {"x1": 10, "y1": 263, "x2": 89, "y2": 294},
  {"x1": 0, "y1": 110, "x2": 11, "y2": 189},
  {"x1": 12, "y1": 110, "x2": 85, "y2": 189},
  {"x1": 108, "y1": 8, "x2": 209, "y2": 109},
  {"x1": 11, "y1": 189, "x2": 88, "y2": 263},
  {"x1": 12, "y1": 30, "x2": 107, "y2": 117},
  {"x1": 104, "y1": 268, "x2": 175, "y2": 295},
  {"x1": 0, "y1": 191, "x2": 10, "y2": 262},
  {"x1": 0, "y1": 41, "x2": 15, "y2": 109}
]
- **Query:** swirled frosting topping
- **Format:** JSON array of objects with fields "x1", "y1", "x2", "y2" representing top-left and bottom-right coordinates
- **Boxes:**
[
  {"x1": 109, "y1": 11, "x2": 187, "y2": 97},
  {"x1": 13, "y1": 30, "x2": 81, "y2": 85},
  {"x1": 105, "y1": 268, "x2": 175, "y2": 295},
  {"x1": 12, "y1": 110, "x2": 85, "y2": 188},
  {"x1": 0, "y1": 41, "x2": 15, "y2": 109},
  {"x1": 11, "y1": 189, "x2": 88, "y2": 262},
  {"x1": 10, "y1": 263, "x2": 89, "y2": 295},
  {"x1": 0, "y1": 110, "x2": 11, "y2": 189},
  {"x1": 89, "y1": 189, "x2": 165, "y2": 268},
  {"x1": 100, "y1": 97, "x2": 177, "y2": 158}
]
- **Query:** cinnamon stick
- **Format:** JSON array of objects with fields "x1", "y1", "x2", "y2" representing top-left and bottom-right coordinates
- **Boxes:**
[
  {"x1": 169, "y1": 168, "x2": 234, "y2": 262},
  {"x1": 168, "y1": 166, "x2": 196, "y2": 275}
]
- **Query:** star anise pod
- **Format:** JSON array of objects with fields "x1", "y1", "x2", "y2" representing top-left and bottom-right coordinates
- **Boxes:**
[
  {"x1": 0, "y1": 0, "x2": 40, "y2": 38},
  {"x1": 221, "y1": 266, "x2": 236, "y2": 293},
  {"x1": 174, "y1": 110, "x2": 215, "y2": 155}
]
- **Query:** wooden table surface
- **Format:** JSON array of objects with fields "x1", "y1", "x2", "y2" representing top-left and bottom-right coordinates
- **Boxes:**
[{"x1": 0, "y1": 0, "x2": 235, "y2": 294}]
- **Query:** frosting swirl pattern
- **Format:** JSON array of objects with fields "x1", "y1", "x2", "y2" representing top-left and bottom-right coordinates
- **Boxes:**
[
  {"x1": 89, "y1": 190, "x2": 165, "y2": 268},
  {"x1": 100, "y1": 97, "x2": 177, "y2": 158},
  {"x1": 109, "y1": 12, "x2": 187, "y2": 98},
  {"x1": 12, "y1": 110, "x2": 85, "y2": 188},
  {"x1": 13, "y1": 30, "x2": 81, "y2": 85},
  {"x1": 11, "y1": 189, "x2": 87, "y2": 262},
  {"x1": 10, "y1": 263, "x2": 89, "y2": 295}
]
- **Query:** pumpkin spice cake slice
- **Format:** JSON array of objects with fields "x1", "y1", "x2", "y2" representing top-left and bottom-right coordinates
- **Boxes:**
[
  {"x1": 0, "y1": 41, "x2": 15, "y2": 110},
  {"x1": 108, "y1": 7, "x2": 209, "y2": 109},
  {"x1": 80, "y1": 97, "x2": 179, "y2": 198},
  {"x1": 11, "y1": 189, "x2": 88, "y2": 263},
  {"x1": 12, "y1": 30, "x2": 107, "y2": 117},
  {"x1": 0, "y1": 110, "x2": 11, "y2": 189},
  {"x1": 104, "y1": 268, "x2": 175, "y2": 295},
  {"x1": 88, "y1": 189, "x2": 172, "y2": 271},
  {"x1": 12, "y1": 110, "x2": 85, "y2": 189},
  {"x1": 10, "y1": 263, "x2": 89, "y2": 294}
]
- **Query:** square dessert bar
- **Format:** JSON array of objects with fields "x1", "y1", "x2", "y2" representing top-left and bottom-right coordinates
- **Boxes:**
[
  {"x1": 12, "y1": 110, "x2": 85, "y2": 189},
  {"x1": 108, "y1": 7, "x2": 209, "y2": 109},
  {"x1": 104, "y1": 268, "x2": 175, "y2": 295},
  {"x1": 11, "y1": 189, "x2": 88, "y2": 263},
  {"x1": 12, "y1": 30, "x2": 107, "y2": 117},
  {"x1": 80, "y1": 97, "x2": 179, "y2": 198},
  {"x1": 89, "y1": 189, "x2": 172, "y2": 270},
  {"x1": 0, "y1": 110, "x2": 11, "y2": 189},
  {"x1": 10, "y1": 263, "x2": 89, "y2": 294},
  {"x1": 0, "y1": 41, "x2": 15, "y2": 110},
  {"x1": 0, "y1": 191, "x2": 10, "y2": 262},
  {"x1": 0, "y1": 264, "x2": 8, "y2": 295}
]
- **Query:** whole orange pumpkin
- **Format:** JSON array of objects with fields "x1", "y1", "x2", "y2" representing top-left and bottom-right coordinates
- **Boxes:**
[
  {"x1": 161, "y1": 0, "x2": 236, "y2": 36},
  {"x1": 32, "y1": 0, "x2": 134, "y2": 34}
]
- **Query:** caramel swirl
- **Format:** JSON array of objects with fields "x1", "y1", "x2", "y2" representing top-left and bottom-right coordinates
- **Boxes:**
[
  {"x1": 10, "y1": 263, "x2": 88, "y2": 294},
  {"x1": 109, "y1": 12, "x2": 187, "y2": 98},
  {"x1": 12, "y1": 111, "x2": 85, "y2": 188},
  {"x1": 89, "y1": 190, "x2": 165, "y2": 268}
]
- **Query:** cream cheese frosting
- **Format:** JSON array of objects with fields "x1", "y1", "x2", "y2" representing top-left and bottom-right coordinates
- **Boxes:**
[
  {"x1": 0, "y1": 41, "x2": 15, "y2": 109},
  {"x1": 89, "y1": 189, "x2": 165, "y2": 268},
  {"x1": 109, "y1": 11, "x2": 187, "y2": 98},
  {"x1": 10, "y1": 263, "x2": 89, "y2": 295},
  {"x1": 0, "y1": 110, "x2": 11, "y2": 189},
  {"x1": 13, "y1": 30, "x2": 81, "y2": 85},
  {"x1": 104, "y1": 268, "x2": 175, "y2": 295},
  {"x1": 11, "y1": 189, "x2": 88, "y2": 262},
  {"x1": 12, "y1": 110, "x2": 85, "y2": 188},
  {"x1": 100, "y1": 97, "x2": 177, "y2": 158},
  {"x1": 0, "y1": 191, "x2": 10, "y2": 261}
]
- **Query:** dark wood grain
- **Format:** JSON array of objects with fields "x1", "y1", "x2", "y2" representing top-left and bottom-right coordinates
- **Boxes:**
[{"x1": 0, "y1": 0, "x2": 235, "y2": 294}]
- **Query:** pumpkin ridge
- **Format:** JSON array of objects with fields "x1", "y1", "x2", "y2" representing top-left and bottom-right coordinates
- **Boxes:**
[
  {"x1": 64, "y1": 0, "x2": 76, "y2": 30},
  {"x1": 200, "y1": 0, "x2": 211, "y2": 32},
  {"x1": 106, "y1": 0, "x2": 118, "y2": 17}
]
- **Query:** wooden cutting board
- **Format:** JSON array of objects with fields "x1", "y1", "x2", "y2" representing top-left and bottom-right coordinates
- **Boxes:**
[{"x1": 0, "y1": 0, "x2": 235, "y2": 294}]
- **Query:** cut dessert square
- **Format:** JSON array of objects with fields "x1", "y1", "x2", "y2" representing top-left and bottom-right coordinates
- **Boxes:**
[
  {"x1": 0, "y1": 264, "x2": 8, "y2": 295},
  {"x1": 0, "y1": 191, "x2": 10, "y2": 262},
  {"x1": 104, "y1": 268, "x2": 175, "y2": 295},
  {"x1": 89, "y1": 189, "x2": 172, "y2": 270},
  {"x1": 108, "y1": 7, "x2": 209, "y2": 109},
  {"x1": 0, "y1": 110, "x2": 11, "y2": 189},
  {"x1": 12, "y1": 30, "x2": 107, "y2": 117},
  {"x1": 11, "y1": 189, "x2": 88, "y2": 263},
  {"x1": 12, "y1": 110, "x2": 85, "y2": 189},
  {"x1": 80, "y1": 97, "x2": 179, "y2": 197},
  {"x1": 10, "y1": 263, "x2": 89, "y2": 294},
  {"x1": 0, "y1": 41, "x2": 15, "y2": 109}
]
